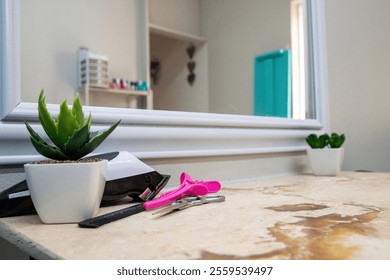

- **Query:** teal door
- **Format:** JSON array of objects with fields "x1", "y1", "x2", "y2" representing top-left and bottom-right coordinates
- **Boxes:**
[{"x1": 254, "y1": 49, "x2": 291, "y2": 118}]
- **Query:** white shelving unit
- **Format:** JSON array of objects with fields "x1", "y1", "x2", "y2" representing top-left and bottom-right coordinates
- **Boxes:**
[{"x1": 78, "y1": 86, "x2": 153, "y2": 110}]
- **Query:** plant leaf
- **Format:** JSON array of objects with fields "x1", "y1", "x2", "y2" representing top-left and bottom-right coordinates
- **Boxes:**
[
  {"x1": 57, "y1": 99, "x2": 78, "y2": 148},
  {"x1": 25, "y1": 122, "x2": 69, "y2": 160},
  {"x1": 319, "y1": 134, "x2": 329, "y2": 148},
  {"x1": 72, "y1": 94, "x2": 84, "y2": 128},
  {"x1": 64, "y1": 122, "x2": 90, "y2": 155},
  {"x1": 328, "y1": 133, "x2": 345, "y2": 148},
  {"x1": 86, "y1": 113, "x2": 92, "y2": 131},
  {"x1": 72, "y1": 120, "x2": 121, "y2": 159},
  {"x1": 306, "y1": 133, "x2": 328, "y2": 149},
  {"x1": 37, "y1": 90, "x2": 62, "y2": 148}
]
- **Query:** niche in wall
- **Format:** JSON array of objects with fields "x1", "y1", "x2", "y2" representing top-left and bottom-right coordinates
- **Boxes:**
[{"x1": 149, "y1": 26, "x2": 208, "y2": 113}]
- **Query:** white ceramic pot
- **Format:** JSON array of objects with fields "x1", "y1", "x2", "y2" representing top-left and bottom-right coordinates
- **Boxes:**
[
  {"x1": 24, "y1": 160, "x2": 107, "y2": 223},
  {"x1": 306, "y1": 148, "x2": 344, "y2": 176}
]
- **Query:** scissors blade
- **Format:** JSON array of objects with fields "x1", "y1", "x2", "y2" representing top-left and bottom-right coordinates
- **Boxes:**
[
  {"x1": 152, "y1": 195, "x2": 225, "y2": 216},
  {"x1": 152, "y1": 198, "x2": 188, "y2": 215}
]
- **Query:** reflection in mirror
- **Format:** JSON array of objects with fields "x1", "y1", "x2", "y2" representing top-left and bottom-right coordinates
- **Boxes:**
[
  {"x1": 20, "y1": 0, "x2": 148, "y2": 108},
  {"x1": 19, "y1": 0, "x2": 314, "y2": 120}
]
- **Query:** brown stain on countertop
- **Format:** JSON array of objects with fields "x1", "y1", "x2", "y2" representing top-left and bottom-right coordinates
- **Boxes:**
[
  {"x1": 200, "y1": 205, "x2": 380, "y2": 260},
  {"x1": 270, "y1": 211, "x2": 379, "y2": 259},
  {"x1": 265, "y1": 203, "x2": 328, "y2": 212}
]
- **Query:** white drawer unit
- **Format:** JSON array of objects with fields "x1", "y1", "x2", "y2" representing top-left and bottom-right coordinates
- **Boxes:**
[{"x1": 78, "y1": 48, "x2": 109, "y2": 88}]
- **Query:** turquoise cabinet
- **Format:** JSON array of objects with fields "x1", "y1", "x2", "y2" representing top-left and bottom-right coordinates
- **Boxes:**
[{"x1": 254, "y1": 49, "x2": 291, "y2": 118}]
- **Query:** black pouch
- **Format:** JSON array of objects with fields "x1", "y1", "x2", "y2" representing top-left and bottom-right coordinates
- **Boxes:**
[{"x1": 0, "y1": 152, "x2": 170, "y2": 218}]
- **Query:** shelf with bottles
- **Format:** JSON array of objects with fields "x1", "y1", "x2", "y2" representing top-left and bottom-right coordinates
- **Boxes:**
[{"x1": 78, "y1": 85, "x2": 153, "y2": 110}]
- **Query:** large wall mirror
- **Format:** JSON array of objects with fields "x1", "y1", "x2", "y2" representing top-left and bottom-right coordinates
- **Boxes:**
[
  {"x1": 0, "y1": 0, "x2": 328, "y2": 166},
  {"x1": 2, "y1": 0, "x2": 324, "y2": 121}
]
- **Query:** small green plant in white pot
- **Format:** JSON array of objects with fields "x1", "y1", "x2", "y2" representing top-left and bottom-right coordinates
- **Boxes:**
[
  {"x1": 24, "y1": 90, "x2": 120, "y2": 223},
  {"x1": 306, "y1": 133, "x2": 345, "y2": 176}
]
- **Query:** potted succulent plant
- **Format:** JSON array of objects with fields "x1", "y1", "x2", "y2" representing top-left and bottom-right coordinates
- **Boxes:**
[
  {"x1": 305, "y1": 132, "x2": 345, "y2": 176},
  {"x1": 24, "y1": 90, "x2": 120, "y2": 223}
]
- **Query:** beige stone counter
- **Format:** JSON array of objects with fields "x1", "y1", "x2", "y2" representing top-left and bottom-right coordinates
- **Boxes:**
[{"x1": 1, "y1": 172, "x2": 390, "y2": 260}]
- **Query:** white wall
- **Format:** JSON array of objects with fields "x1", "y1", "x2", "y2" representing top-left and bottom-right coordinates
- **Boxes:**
[
  {"x1": 20, "y1": 0, "x2": 147, "y2": 105},
  {"x1": 326, "y1": 0, "x2": 390, "y2": 171},
  {"x1": 149, "y1": 0, "x2": 201, "y2": 36}
]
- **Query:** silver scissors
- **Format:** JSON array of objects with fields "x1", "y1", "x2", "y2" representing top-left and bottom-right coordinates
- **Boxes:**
[{"x1": 152, "y1": 195, "x2": 225, "y2": 216}]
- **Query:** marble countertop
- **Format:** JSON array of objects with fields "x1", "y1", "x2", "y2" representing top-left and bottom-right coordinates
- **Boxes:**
[{"x1": 1, "y1": 172, "x2": 390, "y2": 260}]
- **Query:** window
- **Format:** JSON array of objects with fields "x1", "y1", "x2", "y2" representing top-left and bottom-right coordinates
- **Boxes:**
[{"x1": 291, "y1": 0, "x2": 310, "y2": 120}]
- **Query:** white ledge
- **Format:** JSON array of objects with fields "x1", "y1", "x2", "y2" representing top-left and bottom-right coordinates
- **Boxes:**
[{"x1": 3, "y1": 102, "x2": 323, "y2": 130}]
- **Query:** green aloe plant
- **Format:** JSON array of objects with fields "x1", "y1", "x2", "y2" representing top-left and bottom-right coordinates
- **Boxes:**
[
  {"x1": 25, "y1": 90, "x2": 121, "y2": 161},
  {"x1": 306, "y1": 133, "x2": 345, "y2": 149}
]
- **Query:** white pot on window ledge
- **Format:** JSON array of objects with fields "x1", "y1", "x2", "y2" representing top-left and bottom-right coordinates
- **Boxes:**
[
  {"x1": 306, "y1": 148, "x2": 344, "y2": 176},
  {"x1": 24, "y1": 160, "x2": 107, "y2": 224}
]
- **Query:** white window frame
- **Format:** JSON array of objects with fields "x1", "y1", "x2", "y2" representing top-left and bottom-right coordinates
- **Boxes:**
[{"x1": 291, "y1": 0, "x2": 307, "y2": 120}]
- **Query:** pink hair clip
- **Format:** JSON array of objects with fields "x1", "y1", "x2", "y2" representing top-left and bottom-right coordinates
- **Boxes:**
[{"x1": 143, "y1": 172, "x2": 221, "y2": 210}]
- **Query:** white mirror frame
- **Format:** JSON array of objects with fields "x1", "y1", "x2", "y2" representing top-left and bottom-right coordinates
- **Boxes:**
[{"x1": 0, "y1": 0, "x2": 329, "y2": 168}]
